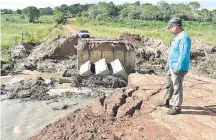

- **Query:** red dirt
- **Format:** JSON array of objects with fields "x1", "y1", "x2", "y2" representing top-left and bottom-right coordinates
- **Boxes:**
[{"x1": 29, "y1": 73, "x2": 216, "y2": 140}]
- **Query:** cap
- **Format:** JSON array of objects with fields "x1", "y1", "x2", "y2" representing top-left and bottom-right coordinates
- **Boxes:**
[{"x1": 165, "y1": 17, "x2": 182, "y2": 29}]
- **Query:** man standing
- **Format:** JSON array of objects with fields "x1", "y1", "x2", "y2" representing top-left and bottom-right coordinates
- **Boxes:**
[{"x1": 156, "y1": 17, "x2": 191, "y2": 115}]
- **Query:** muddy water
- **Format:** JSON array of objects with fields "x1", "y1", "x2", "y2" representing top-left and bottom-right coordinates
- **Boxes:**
[
  {"x1": 0, "y1": 72, "x2": 61, "y2": 85},
  {"x1": 1, "y1": 98, "x2": 95, "y2": 140},
  {"x1": 0, "y1": 73, "x2": 96, "y2": 140}
]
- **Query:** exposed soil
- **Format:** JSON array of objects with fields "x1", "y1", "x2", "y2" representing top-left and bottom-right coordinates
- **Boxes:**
[
  {"x1": 28, "y1": 34, "x2": 78, "y2": 60},
  {"x1": 120, "y1": 33, "x2": 216, "y2": 77},
  {"x1": 1, "y1": 32, "x2": 216, "y2": 140},
  {"x1": 1, "y1": 33, "x2": 216, "y2": 78},
  {"x1": 29, "y1": 73, "x2": 216, "y2": 140},
  {"x1": 1, "y1": 35, "x2": 78, "y2": 76}
]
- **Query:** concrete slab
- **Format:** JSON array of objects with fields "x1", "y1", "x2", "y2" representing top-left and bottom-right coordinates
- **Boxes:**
[
  {"x1": 79, "y1": 60, "x2": 94, "y2": 76},
  {"x1": 59, "y1": 70, "x2": 72, "y2": 84},
  {"x1": 110, "y1": 59, "x2": 128, "y2": 80},
  {"x1": 95, "y1": 58, "x2": 111, "y2": 76}
]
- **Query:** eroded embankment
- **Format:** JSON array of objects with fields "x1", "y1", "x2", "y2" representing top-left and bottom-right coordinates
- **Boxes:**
[{"x1": 29, "y1": 73, "x2": 216, "y2": 140}]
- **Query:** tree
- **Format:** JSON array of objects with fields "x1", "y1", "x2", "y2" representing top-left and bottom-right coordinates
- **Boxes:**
[
  {"x1": 17, "y1": 9, "x2": 22, "y2": 14},
  {"x1": 87, "y1": 2, "x2": 119, "y2": 19},
  {"x1": 54, "y1": 7, "x2": 65, "y2": 24},
  {"x1": 174, "y1": 3, "x2": 193, "y2": 20},
  {"x1": 211, "y1": 9, "x2": 216, "y2": 21},
  {"x1": 60, "y1": 4, "x2": 69, "y2": 13},
  {"x1": 1, "y1": 9, "x2": 13, "y2": 14},
  {"x1": 81, "y1": 11, "x2": 88, "y2": 17},
  {"x1": 134, "y1": 1, "x2": 140, "y2": 6},
  {"x1": 198, "y1": 9, "x2": 212, "y2": 21},
  {"x1": 39, "y1": 7, "x2": 53, "y2": 15},
  {"x1": 188, "y1": 1, "x2": 200, "y2": 20},
  {"x1": 157, "y1": 1, "x2": 172, "y2": 21},
  {"x1": 188, "y1": 1, "x2": 200, "y2": 11},
  {"x1": 22, "y1": 6, "x2": 40, "y2": 23},
  {"x1": 141, "y1": 4, "x2": 159, "y2": 20}
]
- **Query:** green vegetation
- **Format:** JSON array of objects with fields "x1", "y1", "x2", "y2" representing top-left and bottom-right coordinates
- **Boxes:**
[
  {"x1": 22, "y1": 6, "x2": 40, "y2": 23},
  {"x1": 73, "y1": 18, "x2": 216, "y2": 45},
  {"x1": 1, "y1": 14, "x2": 68, "y2": 49},
  {"x1": 1, "y1": 0, "x2": 216, "y2": 51},
  {"x1": 70, "y1": 1, "x2": 215, "y2": 45}
]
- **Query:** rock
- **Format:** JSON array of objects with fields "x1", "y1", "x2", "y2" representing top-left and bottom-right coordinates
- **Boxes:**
[
  {"x1": 1, "y1": 62, "x2": 14, "y2": 75},
  {"x1": 52, "y1": 104, "x2": 69, "y2": 110},
  {"x1": 104, "y1": 91, "x2": 127, "y2": 117},
  {"x1": 24, "y1": 62, "x2": 37, "y2": 70},
  {"x1": 116, "y1": 97, "x2": 142, "y2": 118},
  {"x1": 2, "y1": 63, "x2": 14, "y2": 71},
  {"x1": 10, "y1": 45, "x2": 27, "y2": 59},
  {"x1": 211, "y1": 46, "x2": 216, "y2": 53},
  {"x1": 71, "y1": 75, "x2": 127, "y2": 88},
  {"x1": 124, "y1": 88, "x2": 135, "y2": 97}
]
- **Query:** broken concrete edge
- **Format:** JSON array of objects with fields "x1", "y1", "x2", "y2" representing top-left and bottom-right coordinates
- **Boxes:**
[
  {"x1": 59, "y1": 70, "x2": 72, "y2": 84},
  {"x1": 76, "y1": 40, "x2": 135, "y2": 51}
]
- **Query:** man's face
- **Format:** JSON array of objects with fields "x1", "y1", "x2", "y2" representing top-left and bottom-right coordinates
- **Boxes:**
[{"x1": 169, "y1": 24, "x2": 177, "y2": 35}]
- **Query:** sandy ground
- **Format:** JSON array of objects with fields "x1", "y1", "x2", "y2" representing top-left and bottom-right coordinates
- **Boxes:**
[{"x1": 29, "y1": 73, "x2": 216, "y2": 140}]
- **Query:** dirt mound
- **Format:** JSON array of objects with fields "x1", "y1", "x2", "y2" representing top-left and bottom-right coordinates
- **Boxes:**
[
  {"x1": 119, "y1": 33, "x2": 168, "y2": 74},
  {"x1": 2, "y1": 34, "x2": 79, "y2": 76},
  {"x1": 28, "y1": 34, "x2": 78, "y2": 60},
  {"x1": 29, "y1": 73, "x2": 216, "y2": 140},
  {"x1": 189, "y1": 39, "x2": 216, "y2": 78},
  {"x1": 7, "y1": 55, "x2": 77, "y2": 75},
  {"x1": 120, "y1": 33, "x2": 216, "y2": 78}
]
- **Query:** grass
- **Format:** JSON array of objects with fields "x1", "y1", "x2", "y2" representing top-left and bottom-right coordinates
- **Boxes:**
[
  {"x1": 1, "y1": 14, "x2": 69, "y2": 61},
  {"x1": 0, "y1": 55, "x2": 10, "y2": 62},
  {"x1": 1, "y1": 14, "x2": 68, "y2": 49},
  {"x1": 71, "y1": 18, "x2": 216, "y2": 45}
]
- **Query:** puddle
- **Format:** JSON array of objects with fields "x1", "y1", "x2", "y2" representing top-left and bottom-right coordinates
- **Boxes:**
[{"x1": 1, "y1": 98, "x2": 95, "y2": 140}]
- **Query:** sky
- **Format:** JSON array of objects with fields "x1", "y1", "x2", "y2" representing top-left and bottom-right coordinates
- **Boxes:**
[{"x1": 0, "y1": 0, "x2": 216, "y2": 10}]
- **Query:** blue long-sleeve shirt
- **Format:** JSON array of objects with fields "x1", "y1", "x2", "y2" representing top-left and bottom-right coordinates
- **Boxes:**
[{"x1": 168, "y1": 31, "x2": 191, "y2": 72}]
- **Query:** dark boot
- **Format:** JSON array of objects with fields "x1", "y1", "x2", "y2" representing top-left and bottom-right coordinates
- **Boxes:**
[
  {"x1": 167, "y1": 106, "x2": 181, "y2": 115},
  {"x1": 155, "y1": 100, "x2": 170, "y2": 107}
]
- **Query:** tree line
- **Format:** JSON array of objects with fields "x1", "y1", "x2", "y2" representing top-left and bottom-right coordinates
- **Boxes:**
[{"x1": 1, "y1": 1, "x2": 216, "y2": 23}]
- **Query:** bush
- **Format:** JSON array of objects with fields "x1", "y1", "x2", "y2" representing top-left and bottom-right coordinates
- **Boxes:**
[{"x1": 55, "y1": 13, "x2": 65, "y2": 24}]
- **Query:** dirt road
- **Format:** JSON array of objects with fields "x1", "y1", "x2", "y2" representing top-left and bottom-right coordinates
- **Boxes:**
[
  {"x1": 63, "y1": 19, "x2": 79, "y2": 34},
  {"x1": 29, "y1": 73, "x2": 216, "y2": 140}
]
